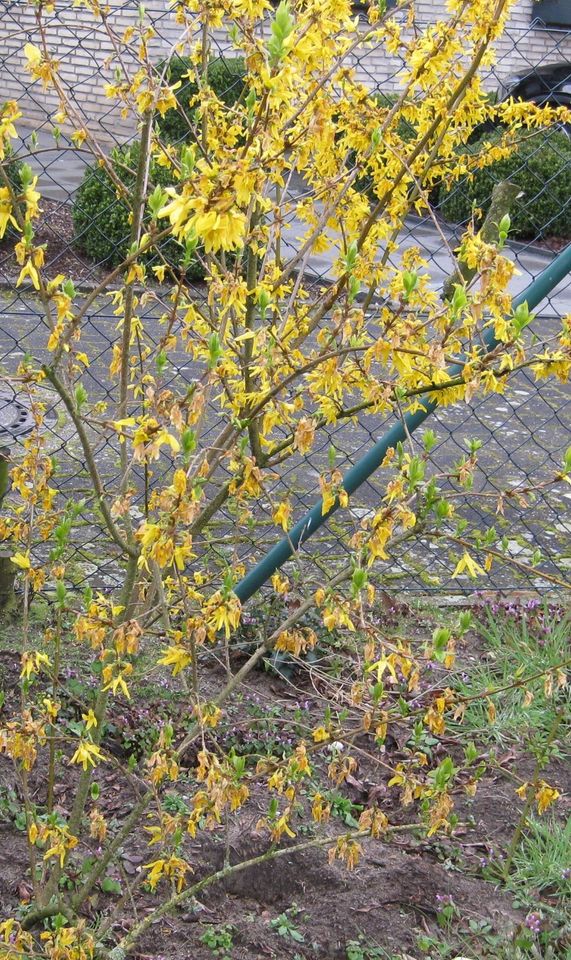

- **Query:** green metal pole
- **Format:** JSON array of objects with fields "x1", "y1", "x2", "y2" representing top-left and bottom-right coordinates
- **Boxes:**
[{"x1": 235, "y1": 243, "x2": 571, "y2": 604}]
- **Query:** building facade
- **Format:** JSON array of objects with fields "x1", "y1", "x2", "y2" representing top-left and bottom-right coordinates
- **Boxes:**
[{"x1": 1, "y1": 0, "x2": 570, "y2": 142}]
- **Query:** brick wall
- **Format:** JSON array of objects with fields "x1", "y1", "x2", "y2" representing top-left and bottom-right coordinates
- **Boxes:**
[
  {"x1": 1, "y1": 0, "x2": 570, "y2": 143},
  {"x1": 0, "y1": 0, "x2": 180, "y2": 140},
  {"x1": 348, "y1": 0, "x2": 571, "y2": 92}
]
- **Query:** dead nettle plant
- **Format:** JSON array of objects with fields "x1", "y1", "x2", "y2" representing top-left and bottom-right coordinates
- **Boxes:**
[{"x1": 0, "y1": 0, "x2": 570, "y2": 956}]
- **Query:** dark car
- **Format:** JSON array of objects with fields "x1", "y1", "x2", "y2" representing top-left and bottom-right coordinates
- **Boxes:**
[
  {"x1": 471, "y1": 62, "x2": 571, "y2": 140},
  {"x1": 497, "y1": 62, "x2": 571, "y2": 113}
]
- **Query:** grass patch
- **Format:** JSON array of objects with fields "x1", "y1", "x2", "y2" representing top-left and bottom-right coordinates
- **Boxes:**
[
  {"x1": 451, "y1": 605, "x2": 570, "y2": 753},
  {"x1": 506, "y1": 816, "x2": 571, "y2": 905}
]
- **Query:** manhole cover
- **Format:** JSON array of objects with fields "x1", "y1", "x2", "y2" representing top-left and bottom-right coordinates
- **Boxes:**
[{"x1": 0, "y1": 389, "x2": 35, "y2": 444}]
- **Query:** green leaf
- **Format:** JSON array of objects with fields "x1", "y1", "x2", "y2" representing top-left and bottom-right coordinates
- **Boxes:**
[
  {"x1": 464, "y1": 740, "x2": 478, "y2": 764},
  {"x1": 451, "y1": 283, "x2": 468, "y2": 314},
  {"x1": 423, "y1": 429, "x2": 437, "y2": 452},
  {"x1": 55, "y1": 580, "x2": 66, "y2": 609},
  {"x1": 407, "y1": 456, "x2": 425, "y2": 490},
  {"x1": 402, "y1": 270, "x2": 418, "y2": 298},
  {"x1": 432, "y1": 627, "x2": 450, "y2": 662},
  {"x1": 458, "y1": 611, "x2": 472, "y2": 633},
  {"x1": 432, "y1": 756, "x2": 456, "y2": 791},
  {"x1": 498, "y1": 212, "x2": 511, "y2": 247},
  {"x1": 208, "y1": 332, "x2": 222, "y2": 369},
  {"x1": 156, "y1": 349, "x2": 168, "y2": 375},
  {"x1": 351, "y1": 567, "x2": 367, "y2": 597},
  {"x1": 348, "y1": 275, "x2": 360, "y2": 303},
  {"x1": 19, "y1": 163, "x2": 34, "y2": 188},
  {"x1": 268, "y1": 1, "x2": 294, "y2": 66},
  {"x1": 182, "y1": 429, "x2": 197, "y2": 460},
  {"x1": 180, "y1": 144, "x2": 196, "y2": 179},
  {"x1": 147, "y1": 183, "x2": 166, "y2": 218},
  {"x1": 75, "y1": 383, "x2": 88, "y2": 411},
  {"x1": 513, "y1": 300, "x2": 533, "y2": 334},
  {"x1": 344, "y1": 240, "x2": 358, "y2": 272},
  {"x1": 101, "y1": 876, "x2": 122, "y2": 895}
]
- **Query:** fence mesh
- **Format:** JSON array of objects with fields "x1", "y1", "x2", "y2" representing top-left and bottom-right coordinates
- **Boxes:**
[{"x1": 1, "y1": 1, "x2": 570, "y2": 596}]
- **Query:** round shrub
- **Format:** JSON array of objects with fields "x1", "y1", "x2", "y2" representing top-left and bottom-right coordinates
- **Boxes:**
[
  {"x1": 438, "y1": 129, "x2": 571, "y2": 241},
  {"x1": 3, "y1": 153, "x2": 21, "y2": 191},
  {"x1": 73, "y1": 57, "x2": 247, "y2": 276},
  {"x1": 156, "y1": 56, "x2": 246, "y2": 144},
  {"x1": 72, "y1": 142, "x2": 204, "y2": 280}
]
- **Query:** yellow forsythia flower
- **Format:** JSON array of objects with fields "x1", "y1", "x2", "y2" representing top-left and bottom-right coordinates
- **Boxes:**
[{"x1": 70, "y1": 740, "x2": 104, "y2": 771}]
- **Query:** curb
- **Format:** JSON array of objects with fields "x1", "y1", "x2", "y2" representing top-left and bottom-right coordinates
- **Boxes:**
[
  {"x1": 0, "y1": 218, "x2": 561, "y2": 298},
  {"x1": 406, "y1": 211, "x2": 558, "y2": 264}
]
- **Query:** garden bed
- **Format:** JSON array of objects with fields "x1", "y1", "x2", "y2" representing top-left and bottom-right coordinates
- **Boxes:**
[
  {"x1": 0, "y1": 596, "x2": 569, "y2": 960},
  {"x1": 0, "y1": 198, "x2": 106, "y2": 286}
]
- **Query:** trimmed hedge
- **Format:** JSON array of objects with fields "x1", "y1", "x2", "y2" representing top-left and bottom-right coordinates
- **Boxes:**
[
  {"x1": 4, "y1": 154, "x2": 21, "y2": 190},
  {"x1": 72, "y1": 57, "x2": 247, "y2": 276},
  {"x1": 438, "y1": 129, "x2": 571, "y2": 241},
  {"x1": 71, "y1": 141, "x2": 206, "y2": 277},
  {"x1": 155, "y1": 56, "x2": 246, "y2": 144}
]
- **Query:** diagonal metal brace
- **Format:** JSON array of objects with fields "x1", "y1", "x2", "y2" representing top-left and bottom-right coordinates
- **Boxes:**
[{"x1": 234, "y1": 241, "x2": 571, "y2": 604}]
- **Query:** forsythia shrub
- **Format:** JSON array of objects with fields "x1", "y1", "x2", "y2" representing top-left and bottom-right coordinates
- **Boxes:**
[
  {"x1": 438, "y1": 128, "x2": 571, "y2": 239},
  {"x1": 0, "y1": 1, "x2": 569, "y2": 958},
  {"x1": 0, "y1": 151, "x2": 22, "y2": 240},
  {"x1": 72, "y1": 58, "x2": 246, "y2": 274}
]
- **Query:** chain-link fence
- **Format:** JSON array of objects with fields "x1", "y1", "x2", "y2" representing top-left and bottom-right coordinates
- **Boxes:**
[{"x1": 1, "y1": 1, "x2": 570, "y2": 596}]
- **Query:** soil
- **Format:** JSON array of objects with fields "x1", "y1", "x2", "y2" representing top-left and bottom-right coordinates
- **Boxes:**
[
  {"x1": 0, "y1": 199, "x2": 106, "y2": 286},
  {"x1": 0, "y1": 810, "x2": 529, "y2": 960},
  {"x1": 0, "y1": 751, "x2": 543, "y2": 960},
  {"x1": 533, "y1": 235, "x2": 569, "y2": 254},
  {"x1": 0, "y1": 600, "x2": 569, "y2": 960}
]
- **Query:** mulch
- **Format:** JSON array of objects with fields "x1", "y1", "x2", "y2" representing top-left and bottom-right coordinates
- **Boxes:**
[{"x1": 0, "y1": 198, "x2": 106, "y2": 287}]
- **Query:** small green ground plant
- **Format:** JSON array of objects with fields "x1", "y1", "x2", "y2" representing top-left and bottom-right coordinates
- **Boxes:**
[
  {"x1": 200, "y1": 923, "x2": 235, "y2": 959},
  {"x1": 270, "y1": 904, "x2": 305, "y2": 944},
  {"x1": 346, "y1": 936, "x2": 386, "y2": 960}
]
